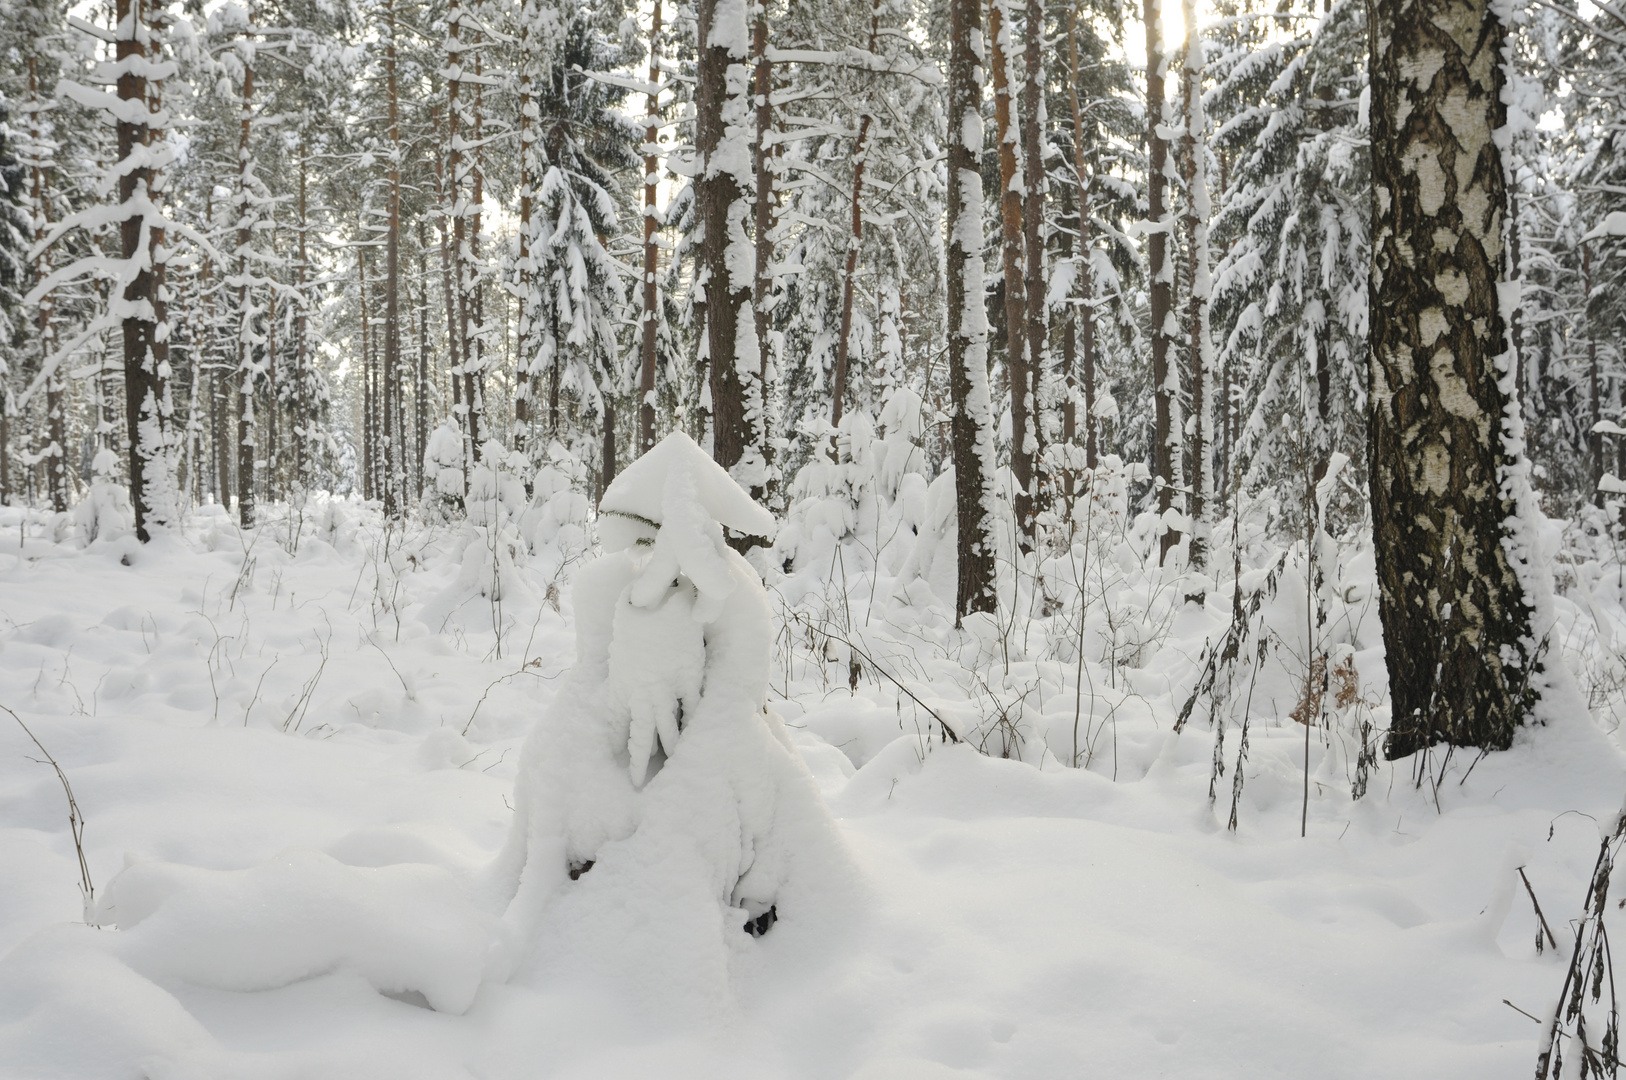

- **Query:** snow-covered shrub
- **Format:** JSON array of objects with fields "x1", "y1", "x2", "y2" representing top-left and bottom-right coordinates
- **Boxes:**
[
  {"x1": 492, "y1": 432, "x2": 854, "y2": 1011},
  {"x1": 420, "y1": 440, "x2": 538, "y2": 637},
  {"x1": 520, "y1": 439, "x2": 592, "y2": 577},
  {"x1": 73, "y1": 448, "x2": 133, "y2": 544},
  {"x1": 422, "y1": 422, "x2": 466, "y2": 518}
]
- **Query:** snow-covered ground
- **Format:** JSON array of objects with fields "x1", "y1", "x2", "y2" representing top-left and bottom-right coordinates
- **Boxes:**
[{"x1": 2, "y1": 480, "x2": 1623, "y2": 1080}]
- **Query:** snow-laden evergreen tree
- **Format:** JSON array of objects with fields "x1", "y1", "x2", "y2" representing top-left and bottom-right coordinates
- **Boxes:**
[
  {"x1": 1208, "y1": 0, "x2": 1369, "y2": 533},
  {"x1": 512, "y1": 11, "x2": 638, "y2": 493}
]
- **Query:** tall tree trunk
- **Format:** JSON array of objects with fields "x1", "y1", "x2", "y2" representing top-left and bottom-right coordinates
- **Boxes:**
[
  {"x1": 990, "y1": 0, "x2": 1032, "y2": 543},
  {"x1": 416, "y1": 223, "x2": 430, "y2": 498},
  {"x1": 383, "y1": 0, "x2": 402, "y2": 517},
  {"x1": 638, "y1": 0, "x2": 663, "y2": 457},
  {"x1": 1145, "y1": 0, "x2": 1179, "y2": 562},
  {"x1": 447, "y1": 10, "x2": 473, "y2": 477},
  {"x1": 1585, "y1": 243, "x2": 1601, "y2": 503},
  {"x1": 30, "y1": 55, "x2": 67, "y2": 514},
  {"x1": 1067, "y1": 6, "x2": 1097, "y2": 474},
  {"x1": 235, "y1": 47, "x2": 257, "y2": 528},
  {"x1": 118, "y1": 0, "x2": 173, "y2": 540},
  {"x1": 695, "y1": 0, "x2": 766, "y2": 506},
  {"x1": 361, "y1": 247, "x2": 373, "y2": 501},
  {"x1": 830, "y1": 12, "x2": 879, "y2": 438},
  {"x1": 601, "y1": 401, "x2": 616, "y2": 496},
  {"x1": 515, "y1": 32, "x2": 536, "y2": 457},
  {"x1": 465, "y1": 39, "x2": 486, "y2": 461},
  {"x1": 1180, "y1": 0, "x2": 1213, "y2": 572},
  {"x1": 750, "y1": 1, "x2": 776, "y2": 490},
  {"x1": 1369, "y1": 0, "x2": 1538, "y2": 758},
  {"x1": 265, "y1": 258, "x2": 278, "y2": 503},
  {"x1": 433, "y1": 103, "x2": 463, "y2": 444},
  {"x1": 295, "y1": 146, "x2": 310, "y2": 492},
  {"x1": 1020, "y1": 0, "x2": 1047, "y2": 520},
  {"x1": 948, "y1": 0, "x2": 999, "y2": 620}
]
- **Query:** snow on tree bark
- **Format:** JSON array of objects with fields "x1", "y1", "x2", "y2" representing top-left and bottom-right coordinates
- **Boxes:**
[
  {"x1": 1145, "y1": 0, "x2": 1181, "y2": 563},
  {"x1": 990, "y1": 0, "x2": 1032, "y2": 545},
  {"x1": 946, "y1": 0, "x2": 999, "y2": 620},
  {"x1": 696, "y1": 0, "x2": 769, "y2": 510}
]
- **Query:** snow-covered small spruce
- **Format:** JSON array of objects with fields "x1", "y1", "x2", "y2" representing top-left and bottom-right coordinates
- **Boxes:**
[{"x1": 492, "y1": 432, "x2": 853, "y2": 1008}]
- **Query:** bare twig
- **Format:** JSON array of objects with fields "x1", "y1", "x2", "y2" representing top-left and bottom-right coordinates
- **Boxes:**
[{"x1": 3, "y1": 704, "x2": 94, "y2": 915}]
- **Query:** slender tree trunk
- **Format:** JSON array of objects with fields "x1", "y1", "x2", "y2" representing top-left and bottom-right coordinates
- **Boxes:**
[
  {"x1": 1146, "y1": 0, "x2": 1179, "y2": 562},
  {"x1": 416, "y1": 224, "x2": 430, "y2": 498},
  {"x1": 1369, "y1": 0, "x2": 1538, "y2": 757},
  {"x1": 465, "y1": 40, "x2": 486, "y2": 461},
  {"x1": 361, "y1": 246, "x2": 372, "y2": 501},
  {"x1": 295, "y1": 146, "x2": 310, "y2": 492},
  {"x1": 432, "y1": 103, "x2": 462, "y2": 441},
  {"x1": 1067, "y1": 7, "x2": 1097, "y2": 474},
  {"x1": 990, "y1": 0, "x2": 1032, "y2": 543},
  {"x1": 383, "y1": 0, "x2": 402, "y2": 517},
  {"x1": 830, "y1": 12, "x2": 880, "y2": 438},
  {"x1": 601, "y1": 401, "x2": 616, "y2": 496},
  {"x1": 639, "y1": 0, "x2": 664, "y2": 457},
  {"x1": 30, "y1": 59, "x2": 67, "y2": 514},
  {"x1": 235, "y1": 48, "x2": 257, "y2": 528},
  {"x1": 1021, "y1": 0, "x2": 1047, "y2": 519},
  {"x1": 265, "y1": 260, "x2": 278, "y2": 503},
  {"x1": 1180, "y1": 0, "x2": 1213, "y2": 572},
  {"x1": 1585, "y1": 244, "x2": 1601, "y2": 503},
  {"x1": 750, "y1": 2, "x2": 776, "y2": 488},
  {"x1": 948, "y1": 0, "x2": 998, "y2": 619}
]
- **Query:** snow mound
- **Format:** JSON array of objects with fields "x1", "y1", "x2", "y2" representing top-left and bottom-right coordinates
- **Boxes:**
[{"x1": 96, "y1": 848, "x2": 502, "y2": 1014}]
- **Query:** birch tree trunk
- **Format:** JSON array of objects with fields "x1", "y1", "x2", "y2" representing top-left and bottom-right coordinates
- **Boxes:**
[{"x1": 1369, "y1": 0, "x2": 1539, "y2": 756}]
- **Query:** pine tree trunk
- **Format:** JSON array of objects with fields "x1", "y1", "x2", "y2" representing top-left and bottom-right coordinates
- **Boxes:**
[
  {"x1": 695, "y1": 0, "x2": 766, "y2": 505},
  {"x1": 947, "y1": 0, "x2": 998, "y2": 619},
  {"x1": 990, "y1": 0, "x2": 1032, "y2": 543},
  {"x1": 1369, "y1": 0, "x2": 1538, "y2": 757},
  {"x1": 383, "y1": 0, "x2": 402, "y2": 517},
  {"x1": 638, "y1": 0, "x2": 663, "y2": 457},
  {"x1": 118, "y1": 0, "x2": 172, "y2": 540},
  {"x1": 1145, "y1": 0, "x2": 1179, "y2": 562}
]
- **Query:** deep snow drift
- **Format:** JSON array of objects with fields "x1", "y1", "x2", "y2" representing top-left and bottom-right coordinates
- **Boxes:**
[{"x1": 1, "y1": 466, "x2": 1624, "y2": 1078}]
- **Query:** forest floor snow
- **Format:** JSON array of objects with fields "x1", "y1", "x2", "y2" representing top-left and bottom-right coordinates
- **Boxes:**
[{"x1": 0, "y1": 503, "x2": 1622, "y2": 1080}]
